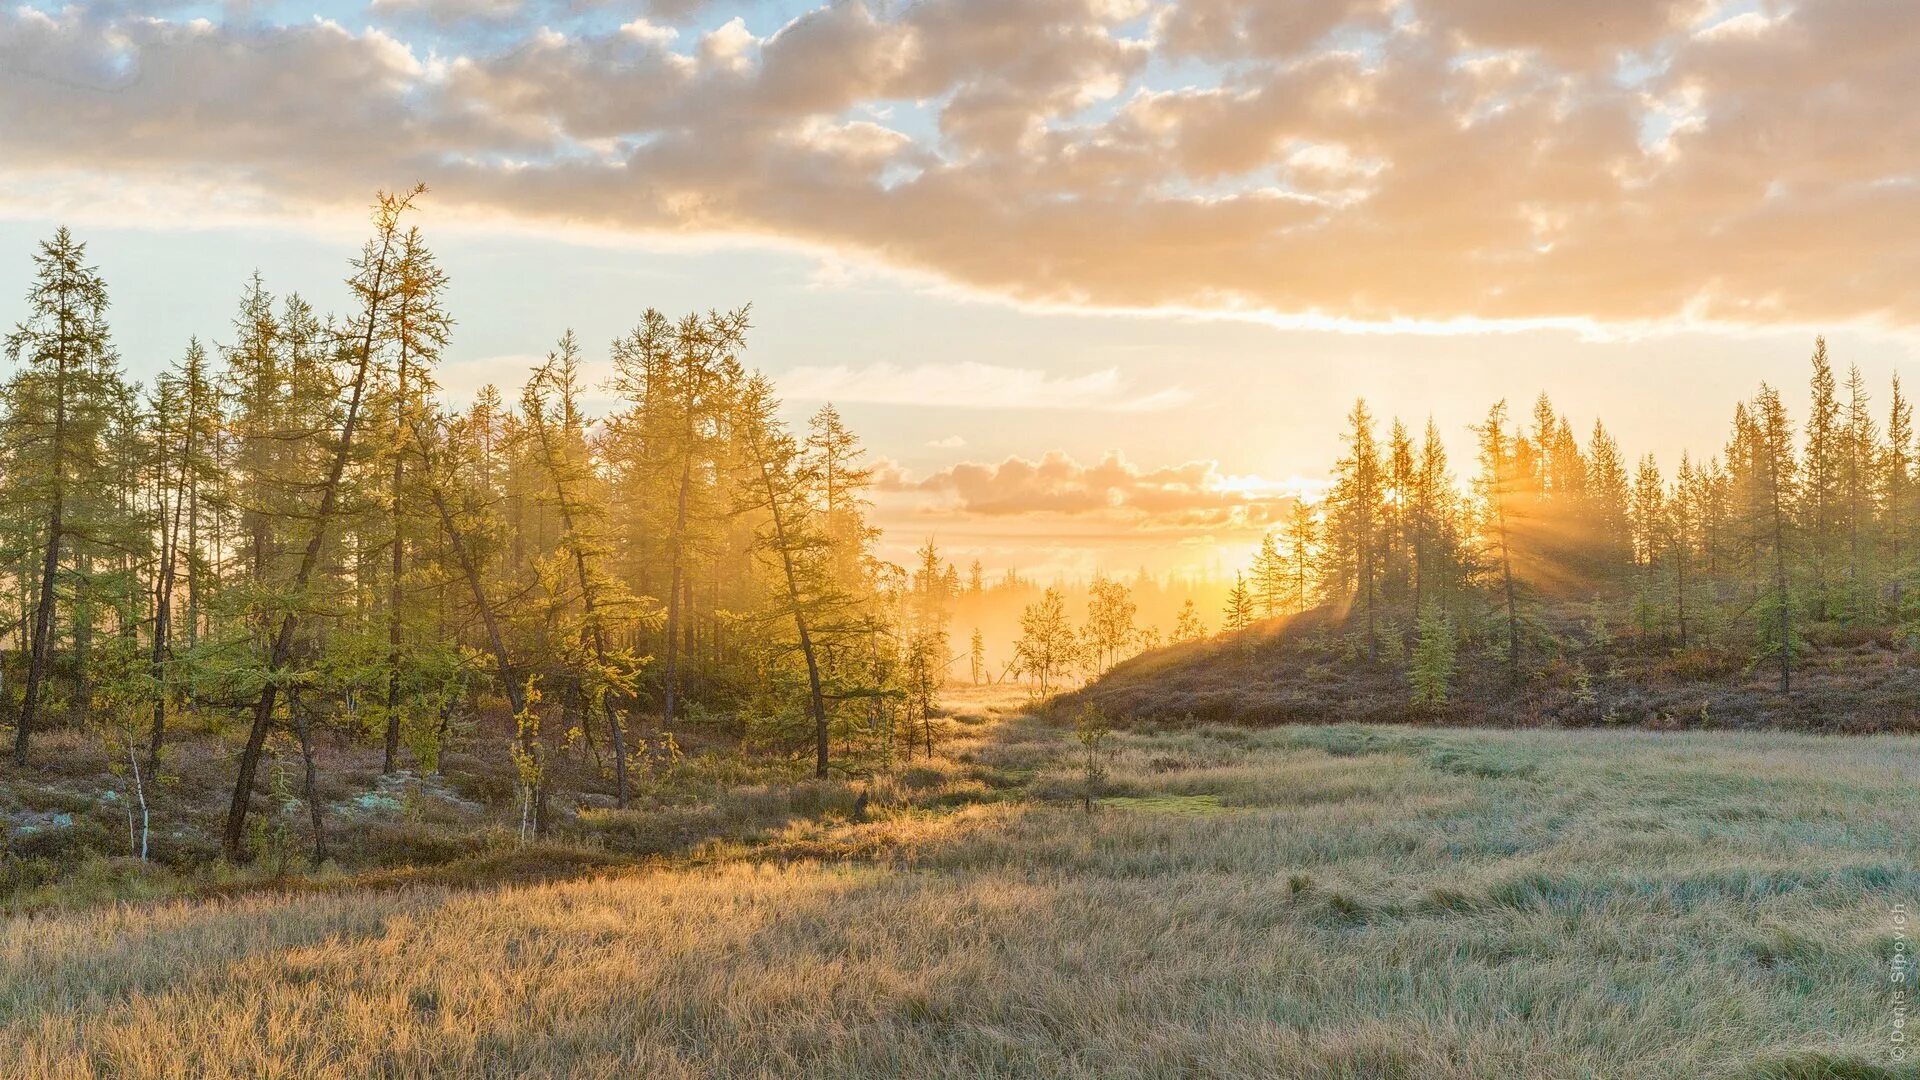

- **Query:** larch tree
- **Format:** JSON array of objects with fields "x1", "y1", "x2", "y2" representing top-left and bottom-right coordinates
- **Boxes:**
[
  {"x1": 524, "y1": 332, "x2": 638, "y2": 804},
  {"x1": 223, "y1": 187, "x2": 425, "y2": 859},
  {"x1": 1800, "y1": 339, "x2": 1842, "y2": 621},
  {"x1": 1474, "y1": 402, "x2": 1523, "y2": 685},
  {"x1": 3, "y1": 228, "x2": 124, "y2": 766},
  {"x1": 1327, "y1": 400, "x2": 1384, "y2": 658},
  {"x1": 1751, "y1": 384, "x2": 1800, "y2": 693}
]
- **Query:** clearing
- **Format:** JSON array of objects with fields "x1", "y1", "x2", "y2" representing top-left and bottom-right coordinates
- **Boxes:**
[{"x1": 4, "y1": 694, "x2": 1916, "y2": 1078}]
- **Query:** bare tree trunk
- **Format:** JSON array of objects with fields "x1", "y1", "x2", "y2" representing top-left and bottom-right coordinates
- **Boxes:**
[
  {"x1": 15, "y1": 505, "x2": 61, "y2": 766},
  {"x1": 290, "y1": 688, "x2": 327, "y2": 864},
  {"x1": 384, "y1": 345, "x2": 410, "y2": 773}
]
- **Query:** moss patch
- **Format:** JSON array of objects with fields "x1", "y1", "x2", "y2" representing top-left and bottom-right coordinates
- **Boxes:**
[{"x1": 1099, "y1": 794, "x2": 1230, "y2": 815}]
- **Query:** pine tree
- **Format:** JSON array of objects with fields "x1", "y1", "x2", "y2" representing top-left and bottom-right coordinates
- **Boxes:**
[
  {"x1": 3, "y1": 228, "x2": 125, "y2": 765},
  {"x1": 606, "y1": 307, "x2": 749, "y2": 727},
  {"x1": 145, "y1": 337, "x2": 220, "y2": 770}
]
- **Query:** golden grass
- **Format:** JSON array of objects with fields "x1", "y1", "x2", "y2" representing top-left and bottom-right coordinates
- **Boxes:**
[{"x1": 5, "y1": 704, "x2": 1918, "y2": 1078}]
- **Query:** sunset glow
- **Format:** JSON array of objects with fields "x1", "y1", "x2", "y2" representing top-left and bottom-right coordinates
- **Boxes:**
[{"x1": 2, "y1": 0, "x2": 1913, "y2": 579}]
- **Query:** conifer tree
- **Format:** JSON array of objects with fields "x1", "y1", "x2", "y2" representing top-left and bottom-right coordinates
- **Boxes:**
[
  {"x1": 1751, "y1": 384, "x2": 1800, "y2": 692},
  {"x1": 1474, "y1": 402, "x2": 1524, "y2": 684},
  {"x1": 145, "y1": 338, "x2": 219, "y2": 769},
  {"x1": 1280, "y1": 502, "x2": 1318, "y2": 613},
  {"x1": 1671, "y1": 454, "x2": 1701, "y2": 648},
  {"x1": 224, "y1": 187, "x2": 425, "y2": 859},
  {"x1": 525, "y1": 332, "x2": 638, "y2": 803},
  {"x1": 1885, "y1": 375, "x2": 1916, "y2": 612},
  {"x1": 1586, "y1": 421, "x2": 1633, "y2": 576},
  {"x1": 4, "y1": 228, "x2": 124, "y2": 766},
  {"x1": 379, "y1": 226, "x2": 450, "y2": 773},
  {"x1": 1409, "y1": 603, "x2": 1455, "y2": 708},
  {"x1": 1631, "y1": 455, "x2": 1667, "y2": 640},
  {"x1": 1840, "y1": 362, "x2": 1878, "y2": 622},
  {"x1": 1250, "y1": 532, "x2": 1286, "y2": 617},
  {"x1": 736, "y1": 373, "x2": 838, "y2": 777},
  {"x1": 1801, "y1": 338, "x2": 1842, "y2": 620},
  {"x1": 1223, "y1": 573, "x2": 1254, "y2": 633},
  {"x1": 1328, "y1": 400, "x2": 1384, "y2": 657}
]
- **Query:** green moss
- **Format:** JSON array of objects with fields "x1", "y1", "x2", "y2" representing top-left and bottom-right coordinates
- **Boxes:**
[{"x1": 1099, "y1": 793, "x2": 1230, "y2": 815}]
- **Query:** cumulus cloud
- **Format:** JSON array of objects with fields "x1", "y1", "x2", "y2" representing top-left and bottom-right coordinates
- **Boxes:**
[
  {"x1": 2, "y1": 0, "x2": 1917, "y2": 327},
  {"x1": 883, "y1": 450, "x2": 1297, "y2": 528},
  {"x1": 778, "y1": 361, "x2": 1189, "y2": 411}
]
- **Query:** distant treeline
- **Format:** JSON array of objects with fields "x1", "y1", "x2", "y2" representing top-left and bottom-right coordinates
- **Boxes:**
[{"x1": 1206, "y1": 338, "x2": 1911, "y2": 703}]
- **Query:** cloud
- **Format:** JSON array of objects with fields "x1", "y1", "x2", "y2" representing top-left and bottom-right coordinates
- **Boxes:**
[
  {"x1": 368, "y1": 0, "x2": 524, "y2": 26},
  {"x1": 926, "y1": 435, "x2": 967, "y2": 448},
  {"x1": 778, "y1": 362, "x2": 1190, "y2": 411},
  {"x1": 882, "y1": 450, "x2": 1298, "y2": 528},
  {"x1": 3, "y1": 0, "x2": 1919, "y2": 327}
]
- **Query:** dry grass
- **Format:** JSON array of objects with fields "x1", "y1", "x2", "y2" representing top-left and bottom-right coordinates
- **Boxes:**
[{"x1": 4, "y1": 695, "x2": 1917, "y2": 1078}]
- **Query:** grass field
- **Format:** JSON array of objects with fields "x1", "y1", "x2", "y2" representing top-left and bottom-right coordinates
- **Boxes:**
[{"x1": 5, "y1": 693, "x2": 1917, "y2": 1078}]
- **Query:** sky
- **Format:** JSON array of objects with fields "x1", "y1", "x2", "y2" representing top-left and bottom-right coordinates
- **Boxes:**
[{"x1": 2, "y1": 0, "x2": 1917, "y2": 578}]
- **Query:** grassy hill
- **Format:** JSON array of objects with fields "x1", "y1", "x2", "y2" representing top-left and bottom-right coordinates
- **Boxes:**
[
  {"x1": 1063, "y1": 608, "x2": 1920, "y2": 733},
  {"x1": 4, "y1": 693, "x2": 1916, "y2": 1078}
]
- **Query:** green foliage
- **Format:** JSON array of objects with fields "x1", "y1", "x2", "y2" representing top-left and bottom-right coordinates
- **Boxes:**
[
  {"x1": 1409, "y1": 604, "x2": 1457, "y2": 709},
  {"x1": 1073, "y1": 703, "x2": 1112, "y2": 813}
]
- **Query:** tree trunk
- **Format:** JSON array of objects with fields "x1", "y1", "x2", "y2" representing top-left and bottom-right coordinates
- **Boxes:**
[
  {"x1": 15, "y1": 507, "x2": 61, "y2": 766},
  {"x1": 662, "y1": 452, "x2": 693, "y2": 725},
  {"x1": 290, "y1": 689, "x2": 327, "y2": 865},
  {"x1": 383, "y1": 346, "x2": 409, "y2": 774},
  {"x1": 749, "y1": 434, "x2": 831, "y2": 778}
]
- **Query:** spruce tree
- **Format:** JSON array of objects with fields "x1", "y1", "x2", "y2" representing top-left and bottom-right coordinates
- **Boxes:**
[{"x1": 1409, "y1": 603, "x2": 1456, "y2": 709}]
